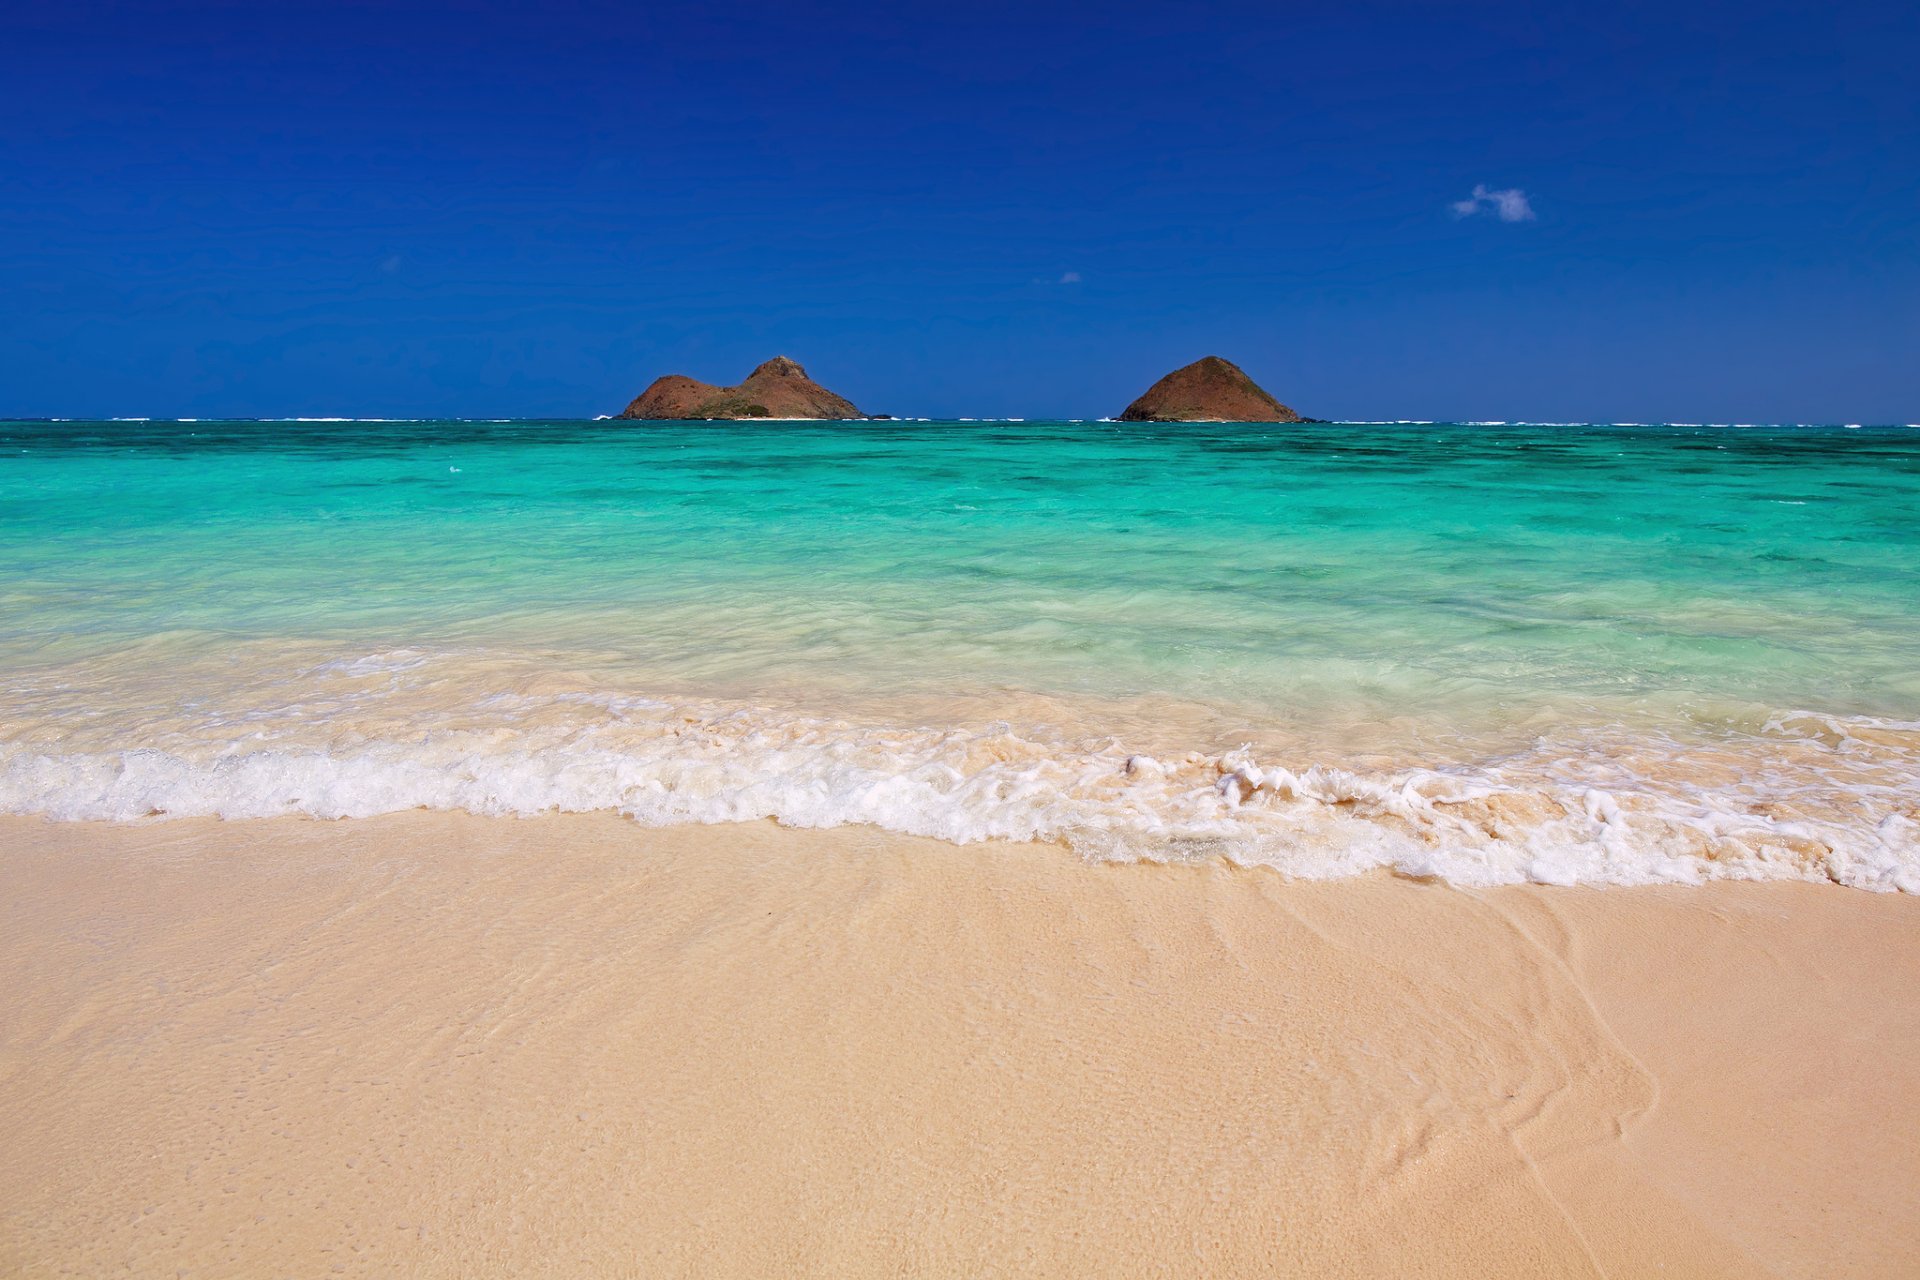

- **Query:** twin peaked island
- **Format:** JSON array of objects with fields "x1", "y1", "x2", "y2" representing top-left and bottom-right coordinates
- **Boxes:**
[{"x1": 615, "y1": 355, "x2": 1305, "y2": 423}]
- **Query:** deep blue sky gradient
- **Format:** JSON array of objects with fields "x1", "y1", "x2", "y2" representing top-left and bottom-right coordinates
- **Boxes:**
[{"x1": 4, "y1": 0, "x2": 1916, "y2": 419}]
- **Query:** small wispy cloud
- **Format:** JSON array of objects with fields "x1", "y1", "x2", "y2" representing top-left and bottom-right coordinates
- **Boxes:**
[
  {"x1": 1451, "y1": 184, "x2": 1535, "y2": 223},
  {"x1": 1058, "y1": 271, "x2": 1082, "y2": 284},
  {"x1": 380, "y1": 254, "x2": 404, "y2": 274}
]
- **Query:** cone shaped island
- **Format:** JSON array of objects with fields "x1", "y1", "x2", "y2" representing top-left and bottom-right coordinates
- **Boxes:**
[{"x1": 1117, "y1": 355, "x2": 1304, "y2": 422}]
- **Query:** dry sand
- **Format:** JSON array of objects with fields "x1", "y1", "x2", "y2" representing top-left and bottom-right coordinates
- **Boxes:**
[{"x1": 1, "y1": 812, "x2": 1915, "y2": 1277}]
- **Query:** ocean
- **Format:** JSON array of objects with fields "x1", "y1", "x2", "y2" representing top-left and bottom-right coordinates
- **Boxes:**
[{"x1": 3, "y1": 417, "x2": 1916, "y2": 890}]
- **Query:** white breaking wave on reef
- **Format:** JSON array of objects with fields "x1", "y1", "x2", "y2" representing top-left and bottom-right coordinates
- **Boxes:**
[{"x1": 2, "y1": 672, "x2": 1914, "y2": 892}]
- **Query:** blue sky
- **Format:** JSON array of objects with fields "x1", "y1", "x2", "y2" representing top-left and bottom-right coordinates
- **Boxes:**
[{"x1": 4, "y1": 0, "x2": 1915, "y2": 420}]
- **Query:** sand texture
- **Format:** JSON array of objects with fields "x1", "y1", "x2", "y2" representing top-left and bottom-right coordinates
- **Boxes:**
[{"x1": 1, "y1": 813, "x2": 1915, "y2": 1277}]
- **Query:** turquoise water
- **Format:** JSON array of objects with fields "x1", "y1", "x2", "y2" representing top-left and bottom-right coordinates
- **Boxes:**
[{"x1": 4, "y1": 418, "x2": 1917, "y2": 889}]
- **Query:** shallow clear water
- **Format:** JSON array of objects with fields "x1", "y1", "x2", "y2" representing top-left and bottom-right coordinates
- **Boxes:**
[{"x1": 4, "y1": 418, "x2": 1917, "y2": 889}]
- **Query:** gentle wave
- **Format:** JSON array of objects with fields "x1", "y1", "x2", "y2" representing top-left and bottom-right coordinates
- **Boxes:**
[
  {"x1": 7, "y1": 418, "x2": 1918, "y2": 893},
  {"x1": 3, "y1": 693, "x2": 1913, "y2": 892}
]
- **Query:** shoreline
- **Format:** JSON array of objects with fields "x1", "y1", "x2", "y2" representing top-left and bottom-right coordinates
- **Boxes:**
[
  {"x1": 3, "y1": 812, "x2": 1915, "y2": 1276},
  {"x1": 6, "y1": 641, "x2": 1915, "y2": 892}
]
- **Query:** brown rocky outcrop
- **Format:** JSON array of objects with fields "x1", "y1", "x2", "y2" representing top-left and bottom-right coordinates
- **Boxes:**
[
  {"x1": 1116, "y1": 356, "x2": 1303, "y2": 423},
  {"x1": 617, "y1": 357, "x2": 864, "y2": 420}
]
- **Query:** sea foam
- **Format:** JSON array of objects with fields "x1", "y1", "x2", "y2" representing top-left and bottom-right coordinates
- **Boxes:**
[{"x1": 2, "y1": 690, "x2": 1913, "y2": 893}]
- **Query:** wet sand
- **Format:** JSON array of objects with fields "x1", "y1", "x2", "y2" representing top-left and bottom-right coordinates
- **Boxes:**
[{"x1": 1, "y1": 812, "x2": 1915, "y2": 1277}]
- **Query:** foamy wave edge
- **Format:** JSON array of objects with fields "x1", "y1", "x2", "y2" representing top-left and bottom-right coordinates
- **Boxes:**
[{"x1": 2, "y1": 724, "x2": 1913, "y2": 892}]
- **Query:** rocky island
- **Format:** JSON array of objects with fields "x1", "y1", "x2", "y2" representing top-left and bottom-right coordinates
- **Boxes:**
[
  {"x1": 617, "y1": 356, "x2": 865, "y2": 420},
  {"x1": 1117, "y1": 356, "x2": 1305, "y2": 422}
]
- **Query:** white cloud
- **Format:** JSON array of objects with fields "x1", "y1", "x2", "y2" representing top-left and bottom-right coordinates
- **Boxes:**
[
  {"x1": 1059, "y1": 271, "x2": 1082, "y2": 284},
  {"x1": 1451, "y1": 184, "x2": 1535, "y2": 222}
]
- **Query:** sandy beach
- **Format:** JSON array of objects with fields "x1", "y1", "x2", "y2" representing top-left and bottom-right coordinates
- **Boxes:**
[
  {"x1": 11, "y1": 0, "x2": 1918, "y2": 1274},
  {"x1": 2, "y1": 813, "x2": 1914, "y2": 1277}
]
